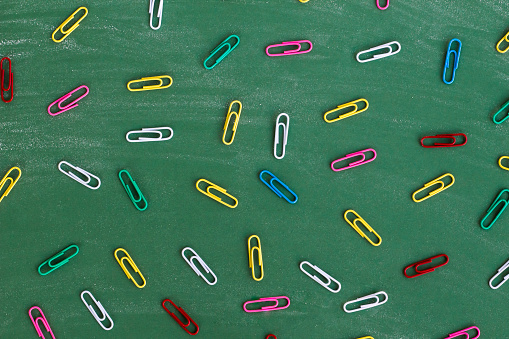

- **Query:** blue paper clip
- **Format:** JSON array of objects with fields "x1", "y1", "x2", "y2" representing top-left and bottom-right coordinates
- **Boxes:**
[
  {"x1": 118, "y1": 170, "x2": 148, "y2": 211},
  {"x1": 480, "y1": 189, "x2": 509, "y2": 230},
  {"x1": 259, "y1": 170, "x2": 298, "y2": 204},
  {"x1": 203, "y1": 35, "x2": 240, "y2": 70},
  {"x1": 493, "y1": 100, "x2": 509, "y2": 124},
  {"x1": 443, "y1": 39, "x2": 461, "y2": 85}
]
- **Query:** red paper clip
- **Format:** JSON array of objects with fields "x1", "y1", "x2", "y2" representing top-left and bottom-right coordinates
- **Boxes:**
[
  {"x1": 1, "y1": 57, "x2": 13, "y2": 103},
  {"x1": 162, "y1": 299, "x2": 199, "y2": 335},
  {"x1": 266, "y1": 335, "x2": 277, "y2": 339},
  {"x1": 420, "y1": 133, "x2": 467, "y2": 148},
  {"x1": 404, "y1": 254, "x2": 449, "y2": 278}
]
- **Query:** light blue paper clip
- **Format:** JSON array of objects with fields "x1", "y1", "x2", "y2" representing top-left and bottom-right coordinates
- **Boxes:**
[
  {"x1": 259, "y1": 170, "x2": 298, "y2": 204},
  {"x1": 443, "y1": 38, "x2": 461, "y2": 85},
  {"x1": 203, "y1": 35, "x2": 240, "y2": 70}
]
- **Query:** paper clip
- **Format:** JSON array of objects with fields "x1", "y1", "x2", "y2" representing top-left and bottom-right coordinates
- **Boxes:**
[
  {"x1": 149, "y1": 0, "x2": 164, "y2": 30},
  {"x1": 298, "y1": 0, "x2": 309, "y2": 2},
  {"x1": 343, "y1": 291, "x2": 388, "y2": 313},
  {"x1": 118, "y1": 170, "x2": 148, "y2": 211},
  {"x1": 162, "y1": 299, "x2": 199, "y2": 335},
  {"x1": 195, "y1": 178, "x2": 238, "y2": 208},
  {"x1": 420, "y1": 134, "x2": 467, "y2": 148},
  {"x1": 357, "y1": 337, "x2": 374, "y2": 339},
  {"x1": 480, "y1": 189, "x2": 509, "y2": 230},
  {"x1": 80, "y1": 291, "x2": 114, "y2": 330},
  {"x1": 299, "y1": 261, "x2": 341, "y2": 293},
  {"x1": 0, "y1": 167, "x2": 21, "y2": 204},
  {"x1": 114, "y1": 248, "x2": 146, "y2": 288},
  {"x1": 376, "y1": 0, "x2": 389, "y2": 10},
  {"x1": 403, "y1": 254, "x2": 449, "y2": 278},
  {"x1": 29, "y1": 306, "x2": 56, "y2": 339},
  {"x1": 243, "y1": 296, "x2": 290, "y2": 313},
  {"x1": 496, "y1": 31, "x2": 509, "y2": 53},
  {"x1": 248, "y1": 235, "x2": 264, "y2": 281},
  {"x1": 265, "y1": 40, "x2": 313, "y2": 57},
  {"x1": 323, "y1": 98, "x2": 369, "y2": 123},
  {"x1": 126, "y1": 127, "x2": 173, "y2": 142},
  {"x1": 1, "y1": 57, "x2": 13, "y2": 103},
  {"x1": 58, "y1": 161, "x2": 101, "y2": 190},
  {"x1": 492, "y1": 99, "x2": 509, "y2": 124},
  {"x1": 489, "y1": 259, "x2": 509, "y2": 289},
  {"x1": 182, "y1": 247, "x2": 217, "y2": 285},
  {"x1": 499, "y1": 156, "x2": 509, "y2": 171},
  {"x1": 38, "y1": 244, "x2": 79, "y2": 275},
  {"x1": 203, "y1": 35, "x2": 240, "y2": 70},
  {"x1": 47, "y1": 85, "x2": 89, "y2": 116},
  {"x1": 126, "y1": 75, "x2": 173, "y2": 92},
  {"x1": 274, "y1": 113, "x2": 289, "y2": 159},
  {"x1": 444, "y1": 326, "x2": 480, "y2": 339},
  {"x1": 222, "y1": 100, "x2": 242, "y2": 145},
  {"x1": 266, "y1": 335, "x2": 277, "y2": 339},
  {"x1": 344, "y1": 210, "x2": 382, "y2": 246},
  {"x1": 52, "y1": 7, "x2": 88, "y2": 43},
  {"x1": 331, "y1": 148, "x2": 376, "y2": 172},
  {"x1": 412, "y1": 173, "x2": 455, "y2": 203},
  {"x1": 259, "y1": 170, "x2": 298, "y2": 204},
  {"x1": 443, "y1": 39, "x2": 461, "y2": 85},
  {"x1": 356, "y1": 41, "x2": 401, "y2": 63}
]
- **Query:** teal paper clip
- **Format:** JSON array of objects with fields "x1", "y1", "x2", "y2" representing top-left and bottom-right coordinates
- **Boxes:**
[
  {"x1": 480, "y1": 189, "x2": 509, "y2": 229},
  {"x1": 443, "y1": 38, "x2": 461, "y2": 85},
  {"x1": 493, "y1": 99, "x2": 509, "y2": 124},
  {"x1": 38, "y1": 245, "x2": 79, "y2": 276},
  {"x1": 203, "y1": 35, "x2": 240, "y2": 70},
  {"x1": 259, "y1": 170, "x2": 298, "y2": 204},
  {"x1": 118, "y1": 170, "x2": 148, "y2": 211}
]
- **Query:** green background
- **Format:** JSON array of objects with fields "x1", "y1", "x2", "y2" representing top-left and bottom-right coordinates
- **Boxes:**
[{"x1": 1, "y1": 0, "x2": 509, "y2": 338}]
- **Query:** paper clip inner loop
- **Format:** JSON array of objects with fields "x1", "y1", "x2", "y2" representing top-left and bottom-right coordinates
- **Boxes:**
[
  {"x1": 0, "y1": 166, "x2": 21, "y2": 204},
  {"x1": 58, "y1": 161, "x2": 101, "y2": 190},
  {"x1": 343, "y1": 291, "x2": 388, "y2": 313},
  {"x1": 126, "y1": 127, "x2": 173, "y2": 142},
  {"x1": 195, "y1": 178, "x2": 238, "y2": 208},
  {"x1": 126, "y1": 75, "x2": 173, "y2": 92},
  {"x1": 248, "y1": 235, "x2": 264, "y2": 281},
  {"x1": 114, "y1": 248, "x2": 146, "y2": 288},
  {"x1": 496, "y1": 31, "x2": 509, "y2": 53},
  {"x1": 29, "y1": 306, "x2": 56, "y2": 339},
  {"x1": 38, "y1": 244, "x2": 79, "y2": 276},
  {"x1": 80, "y1": 291, "x2": 114, "y2": 330},
  {"x1": 499, "y1": 156, "x2": 509, "y2": 171},
  {"x1": 420, "y1": 134, "x2": 467, "y2": 148},
  {"x1": 204, "y1": 35, "x2": 240, "y2": 70},
  {"x1": 376, "y1": 0, "x2": 389, "y2": 10},
  {"x1": 149, "y1": 0, "x2": 164, "y2": 30},
  {"x1": 259, "y1": 170, "x2": 298, "y2": 204},
  {"x1": 412, "y1": 173, "x2": 455, "y2": 203},
  {"x1": 323, "y1": 99, "x2": 369, "y2": 123},
  {"x1": 444, "y1": 326, "x2": 480, "y2": 339},
  {"x1": 182, "y1": 247, "x2": 218, "y2": 285},
  {"x1": 52, "y1": 7, "x2": 88, "y2": 43},
  {"x1": 243, "y1": 296, "x2": 290, "y2": 313},
  {"x1": 443, "y1": 39, "x2": 461, "y2": 85},
  {"x1": 47, "y1": 85, "x2": 89, "y2": 116},
  {"x1": 274, "y1": 113, "x2": 289, "y2": 159},
  {"x1": 331, "y1": 148, "x2": 377, "y2": 172},
  {"x1": 356, "y1": 41, "x2": 401, "y2": 63},
  {"x1": 1, "y1": 57, "x2": 13, "y2": 103},
  {"x1": 299, "y1": 261, "x2": 341, "y2": 293},
  {"x1": 493, "y1": 99, "x2": 509, "y2": 124},
  {"x1": 265, "y1": 40, "x2": 313, "y2": 57},
  {"x1": 403, "y1": 254, "x2": 449, "y2": 278},
  {"x1": 118, "y1": 170, "x2": 148, "y2": 211},
  {"x1": 344, "y1": 210, "x2": 382, "y2": 246},
  {"x1": 162, "y1": 299, "x2": 199, "y2": 335},
  {"x1": 222, "y1": 100, "x2": 242, "y2": 145},
  {"x1": 480, "y1": 189, "x2": 509, "y2": 230},
  {"x1": 489, "y1": 259, "x2": 509, "y2": 289}
]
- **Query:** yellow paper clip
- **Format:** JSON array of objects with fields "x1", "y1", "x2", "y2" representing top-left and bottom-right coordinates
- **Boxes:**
[
  {"x1": 499, "y1": 156, "x2": 509, "y2": 171},
  {"x1": 127, "y1": 75, "x2": 173, "y2": 92},
  {"x1": 357, "y1": 337, "x2": 374, "y2": 339},
  {"x1": 114, "y1": 248, "x2": 146, "y2": 288},
  {"x1": 323, "y1": 98, "x2": 369, "y2": 123},
  {"x1": 248, "y1": 235, "x2": 264, "y2": 281},
  {"x1": 344, "y1": 210, "x2": 382, "y2": 246},
  {"x1": 195, "y1": 179, "x2": 238, "y2": 208},
  {"x1": 0, "y1": 167, "x2": 21, "y2": 204},
  {"x1": 299, "y1": 0, "x2": 310, "y2": 2},
  {"x1": 412, "y1": 173, "x2": 455, "y2": 203},
  {"x1": 51, "y1": 7, "x2": 88, "y2": 43},
  {"x1": 222, "y1": 100, "x2": 242, "y2": 145},
  {"x1": 496, "y1": 31, "x2": 509, "y2": 53}
]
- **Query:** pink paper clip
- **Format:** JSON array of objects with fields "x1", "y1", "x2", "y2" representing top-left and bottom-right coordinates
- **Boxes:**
[
  {"x1": 243, "y1": 296, "x2": 290, "y2": 313},
  {"x1": 444, "y1": 326, "x2": 480, "y2": 339},
  {"x1": 376, "y1": 0, "x2": 389, "y2": 10},
  {"x1": 28, "y1": 306, "x2": 56, "y2": 339},
  {"x1": 265, "y1": 40, "x2": 313, "y2": 57},
  {"x1": 47, "y1": 85, "x2": 89, "y2": 116},
  {"x1": 331, "y1": 148, "x2": 377, "y2": 172}
]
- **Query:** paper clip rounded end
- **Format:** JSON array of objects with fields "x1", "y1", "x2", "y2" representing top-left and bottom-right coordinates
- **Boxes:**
[{"x1": 499, "y1": 156, "x2": 509, "y2": 170}]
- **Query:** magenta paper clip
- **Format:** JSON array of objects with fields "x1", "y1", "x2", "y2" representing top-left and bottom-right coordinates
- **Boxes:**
[
  {"x1": 243, "y1": 296, "x2": 290, "y2": 313},
  {"x1": 47, "y1": 85, "x2": 89, "y2": 116},
  {"x1": 376, "y1": 0, "x2": 389, "y2": 10},
  {"x1": 28, "y1": 306, "x2": 56, "y2": 339},
  {"x1": 266, "y1": 40, "x2": 313, "y2": 57},
  {"x1": 331, "y1": 148, "x2": 377, "y2": 172},
  {"x1": 444, "y1": 326, "x2": 480, "y2": 339}
]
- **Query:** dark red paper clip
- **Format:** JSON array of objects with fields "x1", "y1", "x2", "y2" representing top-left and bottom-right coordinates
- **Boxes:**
[
  {"x1": 162, "y1": 299, "x2": 199, "y2": 335},
  {"x1": 403, "y1": 254, "x2": 449, "y2": 278},
  {"x1": 266, "y1": 335, "x2": 277, "y2": 339},
  {"x1": 420, "y1": 133, "x2": 467, "y2": 148},
  {"x1": 1, "y1": 57, "x2": 13, "y2": 103}
]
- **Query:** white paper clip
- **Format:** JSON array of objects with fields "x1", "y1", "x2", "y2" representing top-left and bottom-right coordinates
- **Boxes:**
[
  {"x1": 181, "y1": 247, "x2": 217, "y2": 285},
  {"x1": 126, "y1": 127, "x2": 173, "y2": 143},
  {"x1": 356, "y1": 41, "x2": 401, "y2": 63},
  {"x1": 299, "y1": 261, "x2": 341, "y2": 293},
  {"x1": 80, "y1": 291, "x2": 114, "y2": 331},
  {"x1": 489, "y1": 259, "x2": 509, "y2": 289},
  {"x1": 58, "y1": 161, "x2": 101, "y2": 190},
  {"x1": 343, "y1": 291, "x2": 388, "y2": 313},
  {"x1": 274, "y1": 113, "x2": 289, "y2": 159},
  {"x1": 149, "y1": 0, "x2": 164, "y2": 30}
]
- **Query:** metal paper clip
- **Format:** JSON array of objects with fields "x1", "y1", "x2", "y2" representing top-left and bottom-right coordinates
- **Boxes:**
[
  {"x1": 343, "y1": 291, "x2": 388, "y2": 313},
  {"x1": 344, "y1": 210, "x2": 382, "y2": 246},
  {"x1": 47, "y1": 85, "x2": 89, "y2": 116},
  {"x1": 52, "y1": 7, "x2": 88, "y2": 43},
  {"x1": 403, "y1": 254, "x2": 449, "y2": 278},
  {"x1": 259, "y1": 170, "x2": 298, "y2": 204},
  {"x1": 265, "y1": 40, "x2": 313, "y2": 57},
  {"x1": 126, "y1": 127, "x2": 173, "y2": 142},
  {"x1": 149, "y1": 0, "x2": 164, "y2": 30},
  {"x1": 114, "y1": 248, "x2": 146, "y2": 288},
  {"x1": 443, "y1": 39, "x2": 461, "y2": 85},
  {"x1": 499, "y1": 156, "x2": 509, "y2": 171},
  {"x1": 331, "y1": 148, "x2": 376, "y2": 172},
  {"x1": 162, "y1": 299, "x2": 199, "y2": 335},
  {"x1": 243, "y1": 296, "x2": 290, "y2": 313},
  {"x1": 0, "y1": 166, "x2": 21, "y2": 204},
  {"x1": 274, "y1": 113, "x2": 289, "y2": 159},
  {"x1": 1, "y1": 57, "x2": 13, "y2": 103},
  {"x1": 299, "y1": 261, "x2": 341, "y2": 293},
  {"x1": 80, "y1": 291, "x2": 114, "y2": 330},
  {"x1": 496, "y1": 31, "x2": 509, "y2": 53},
  {"x1": 356, "y1": 41, "x2": 400, "y2": 63},
  {"x1": 29, "y1": 306, "x2": 56, "y2": 339},
  {"x1": 376, "y1": 0, "x2": 389, "y2": 10},
  {"x1": 493, "y1": 99, "x2": 509, "y2": 124},
  {"x1": 195, "y1": 178, "x2": 238, "y2": 208},
  {"x1": 181, "y1": 247, "x2": 217, "y2": 286},
  {"x1": 412, "y1": 173, "x2": 455, "y2": 203},
  {"x1": 222, "y1": 100, "x2": 242, "y2": 145},
  {"x1": 126, "y1": 75, "x2": 173, "y2": 91},
  {"x1": 58, "y1": 161, "x2": 101, "y2": 190},
  {"x1": 420, "y1": 133, "x2": 467, "y2": 148},
  {"x1": 203, "y1": 35, "x2": 240, "y2": 70},
  {"x1": 38, "y1": 244, "x2": 79, "y2": 275},
  {"x1": 248, "y1": 235, "x2": 264, "y2": 281},
  {"x1": 480, "y1": 189, "x2": 509, "y2": 230},
  {"x1": 118, "y1": 170, "x2": 148, "y2": 211},
  {"x1": 444, "y1": 326, "x2": 480, "y2": 339},
  {"x1": 489, "y1": 259, "x2": 509, "y2": 289},
  {"x1": 323, "y1": 98, "x2": 369, "y2": 123}
]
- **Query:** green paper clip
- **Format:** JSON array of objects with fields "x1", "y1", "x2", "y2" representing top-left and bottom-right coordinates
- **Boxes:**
[
  {"x1": 480, "y1": 189, "x2": 509, "y2": 229},
  {"x1": 203, "y1": 35, "x2": 240, "y2": 70},
  {"x1": 38, "y1": 245, "x2": 79, "y2": 275},
  {"x1": 493, "y1": 99, "x2": 509, "y2": 124},
  {"x1": 118, "y1": 170, "x2": 148, "y2": 211}
]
